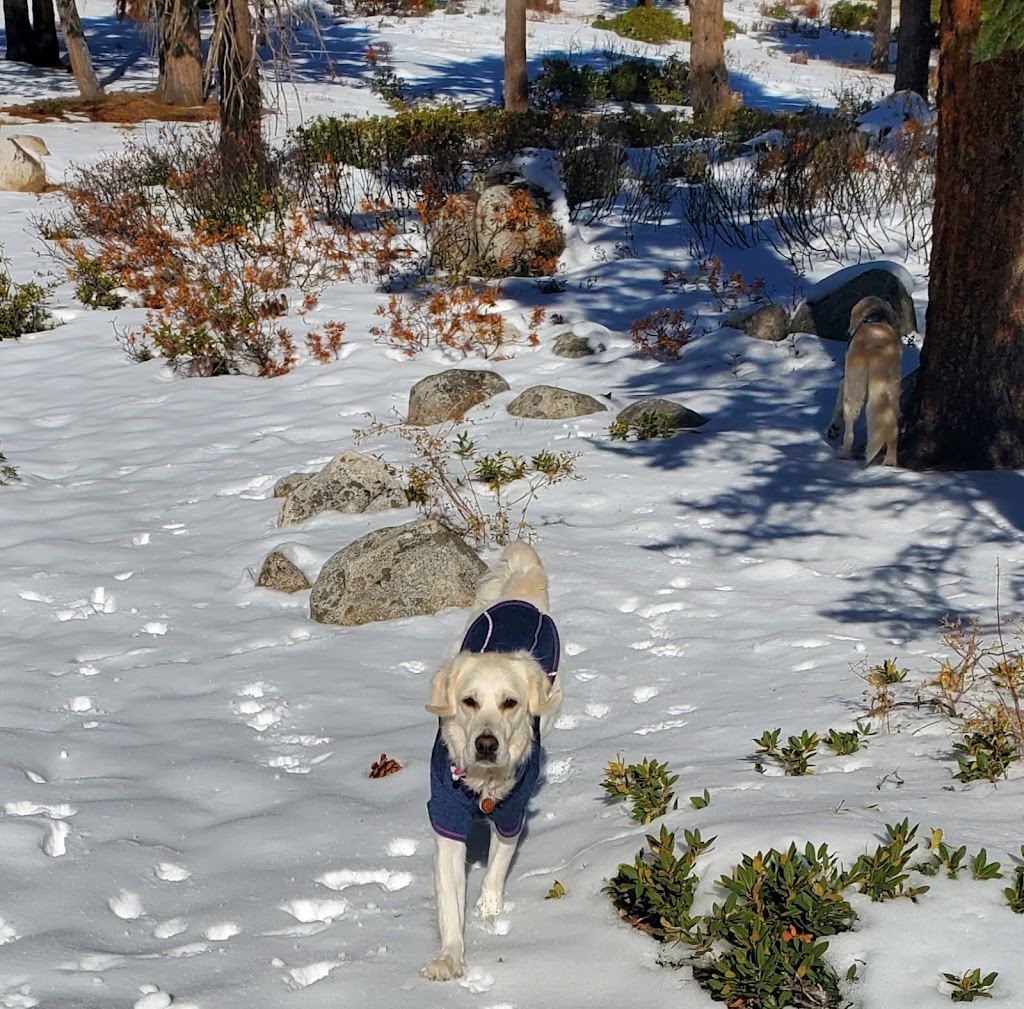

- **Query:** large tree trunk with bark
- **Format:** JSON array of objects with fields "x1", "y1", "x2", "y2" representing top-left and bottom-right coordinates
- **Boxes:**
[
  {"x1": 32, "y1": 0, "x2": 61, "y2": 66},
  {"x1": 504, "y1": 0, "x2": 528, "y2": 112},
  {"x1": 870, "y1": 0, "x2": 892, "y2": 71},
  {"x1": 158, "y1": 0, "x2": 203, "y2": 105},
  {"x1": 55, "y1": 0, "x2": 104, "y2": 98},
  {"x1": 894, "y1": 0, "x2": 933, "y2": 96},
  {"x1": 689, "y1": 0, "x2": 729, "y2": 116},
  {"x1": 3, "y1": 0, "x2": 35, "y2": 62},
  {"x1": 217, "y1": 0, "x2": 265, "y2": 173},
  {"x1": 900, "y1": 0, "x2": 1024, "y2": 469},
  {"x1": 4, "y1": 0, "x2": 61, "y2": 66}
]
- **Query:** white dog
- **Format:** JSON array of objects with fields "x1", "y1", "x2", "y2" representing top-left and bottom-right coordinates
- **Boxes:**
[
  {"x1": 421, "y1": 542, "x2": 563, "y2": 982},
  {"x1": 827, "y1": 294, "x2": 902, "y2": 466}
]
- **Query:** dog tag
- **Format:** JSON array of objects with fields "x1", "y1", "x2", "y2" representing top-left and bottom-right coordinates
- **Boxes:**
[{"x1": 479, "y1": 797, "x2": 496, "y2": 814}]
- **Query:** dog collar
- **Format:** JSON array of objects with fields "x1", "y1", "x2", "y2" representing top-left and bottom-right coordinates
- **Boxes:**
[{"x1": 450, "y1": 763, "x2": 498, "y2": 814}]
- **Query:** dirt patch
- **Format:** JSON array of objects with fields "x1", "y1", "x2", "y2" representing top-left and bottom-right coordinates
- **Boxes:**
[{"x1": 0, "y1": 92, "x2": 219, "y2": 125}]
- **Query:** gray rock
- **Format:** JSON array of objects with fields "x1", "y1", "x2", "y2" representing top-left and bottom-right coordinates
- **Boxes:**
[
  {"x1": 790, "y1": 267, "x2": 918, "y2": 342},
  {"x1": 617, "y1": 398, "x2": 709, "y2": 432},
  {"x1": 407, "y1": 369, "x2": 511, "y2": 426},
  {"x1": 551, "y1": 332, "x2": 601, "y2": 358},
  {"x1": 278, "y1": 450, "x2": 406, "y2": 526},
  {"x1": 722, "y1": 302, "x2": 790, "y2": 342},
  {"x1": 0, "y1": 134, "x2": 48, "y2": 193},
  {"x1": 257, "y1": 551, "x2": 311, "y2": 593},
  {"x1": 507, "y1": 385, "x2": 607, "y2": 419},
  {"x1": 309, "y1": 518, "x2": 487, "y2": 626},
  {"x1": 429, "y1": 178, "x2": 565, "y2": 279},
  {"x1": 273, "y1": 472, "x2": 312, "y2": 498}
]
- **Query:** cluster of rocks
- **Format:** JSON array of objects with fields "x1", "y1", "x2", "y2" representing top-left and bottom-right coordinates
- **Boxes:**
[
  {"x1": 257, "y1": 262, "x2": 915, "y2": 628},
  {"x1": 721, "y1": 266, "x2": 918, "y2": 344}
]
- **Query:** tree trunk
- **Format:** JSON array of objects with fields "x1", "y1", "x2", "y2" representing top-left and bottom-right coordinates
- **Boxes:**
[
  {"x1": 158, "y1": 0, "x2": 203, "y2": 105},
  {"x1": 32, "y1": 0, "x2": 62, "y2": 67},
  {"x1": 689, "y1": 0, "x2": 729, "y2": 116},
  {"x1": 894, "y1": 0, "x2": 933, "y2": 96},
  {"x1": 504, "y1": 0, "x2": 528, "y2": 112},
  {"x1": 54, "y1": 0, "x2": 104, "y2": 98},
  {"x1": 217, "y1": 0, "x2": 265, "y2": 173},
  {"x1": 900, "y1": 0, "x2": 1024, "y2": 469},
  {"x1": 3, "y1": 0, "x2": 35, "y2": 62},
  {"x1": 870, "y1": 0, "x2": 892, "y2": 71},
  {"x1": 4, "y1": 0, "x2": 60, "y2": 66}
]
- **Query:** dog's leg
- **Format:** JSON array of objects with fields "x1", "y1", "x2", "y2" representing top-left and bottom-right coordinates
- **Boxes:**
[
  {"x1": 826, "y1": 379, "x2": 845, "y2": 441},
  {"x1": 474, "y1": 828, "x2": 519, "y2": 921},
  {"x1": 864, "y1": 420, "x2": 898, "y2": 467},
  {"x1": 421, "y1": 836, "x2": 467, "y2": 981},
  {"x1": 840, "y1": 379, "x2": 865, "y2": 460}
]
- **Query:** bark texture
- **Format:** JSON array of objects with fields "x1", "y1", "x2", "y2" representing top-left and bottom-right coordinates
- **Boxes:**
[
  {"x1": 689, "y1": 0, "x2": 729, "y2": 116},
  {"x1": 55, "y1": 0, "x2": 104, "y2": 98},
  {"x1": 217, "y1": 0, "x2": 265, "y2": 170},
  {"x1": 158, "y1": 0, "x2": 203, "y2": 105},
  {"x1": 894, "y1": 0, "x2": 933, "y2": 96},
  {"x1": 901, "y1": 0, "x2": 1024, "y2": 469},
  {"x1": 870, "y1": 0, "x2": 892, "y2": 71},
  {"x1": 504, "y1": 0, "x2": 528, "y2": 112}
]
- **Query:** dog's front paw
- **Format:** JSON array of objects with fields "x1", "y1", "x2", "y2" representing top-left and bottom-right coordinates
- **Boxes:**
[
  {"x1": 421, "y1": 954, "x2": 464, "y2": 982},
  {"x1": 826, "y1": 423, "x2": 841, "y2": 441},
  {"x1": 473, "y1": 890, "x2": 505, "y2": 921}
]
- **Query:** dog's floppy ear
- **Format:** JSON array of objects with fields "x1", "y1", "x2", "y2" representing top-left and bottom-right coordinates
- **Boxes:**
[
  {"x1": 525, "y1": 666, "x2": 563, "y2": 716},
  {"x1": 426, "y1": 661, "x2": 457, "y2": 717}
]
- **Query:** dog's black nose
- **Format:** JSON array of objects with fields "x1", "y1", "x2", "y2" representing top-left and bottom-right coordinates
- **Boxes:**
[{"x1": 475, "y1": 734, "x2": 499, "y2": 760}]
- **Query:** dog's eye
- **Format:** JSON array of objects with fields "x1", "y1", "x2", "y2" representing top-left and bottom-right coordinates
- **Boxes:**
[
  {"x1": 501, "y1": 697, "x2": 518, "y2": 710},
  {"x1": 461, "y1": 697, "x2": 479, "y2": 710}
]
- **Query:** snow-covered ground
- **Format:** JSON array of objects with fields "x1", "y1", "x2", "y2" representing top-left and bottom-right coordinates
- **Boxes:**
[{"x1": 2, "y1": 3, "x2": 1023, "y2": 1008}]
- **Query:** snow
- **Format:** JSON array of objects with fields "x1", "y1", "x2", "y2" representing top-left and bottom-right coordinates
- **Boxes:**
[{"x1": 2, "y1": 3, "x2": 1024, "y2": 1008}]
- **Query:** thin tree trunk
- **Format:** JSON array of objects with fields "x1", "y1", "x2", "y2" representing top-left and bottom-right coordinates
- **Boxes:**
[
  {"x1": 158, "y1": 0, "x2": 203, "y2": 105},
  {"x1": 217, "y1": 0, "x2": 265, "y2": 172},
  {"x1": 690, "y1": 0, "x2": 729, "y2": 116},
  {"x1": 900, "y1": 0, "x2": 1024, "y2": 469},
  {"x1": 870, "y1": 0, "x2": 892, "y2": 71},
  {"x1": 54, "y1": 0, "x2": 104, "y2": 98},
  {"x1": 894, "y1": 0, "x2": 932, "y2": 96},
  {"x1": 504, "y1": 0, "x2": 528, "y2": 112},
  {"x1": 3, "y1": 0, "x2": 35, "y2": 62}
]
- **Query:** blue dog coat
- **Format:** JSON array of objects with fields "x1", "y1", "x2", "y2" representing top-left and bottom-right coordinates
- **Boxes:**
[{"x1": 428, "y1": 600, "x2": 560, "y2": 842}]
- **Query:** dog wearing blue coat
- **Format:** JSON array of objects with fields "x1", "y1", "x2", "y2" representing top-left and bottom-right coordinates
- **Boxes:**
[{"x1": 421, "y1": 542, "x2": 563, "y2": 981}]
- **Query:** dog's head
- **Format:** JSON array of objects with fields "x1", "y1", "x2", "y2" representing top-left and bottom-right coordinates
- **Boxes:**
[
  {"x1": 426, "y1": 650, "x2": 562, "y2": 779},
  {"x1": 849, "y1": 295, "x2": 898, "y2": 336}
]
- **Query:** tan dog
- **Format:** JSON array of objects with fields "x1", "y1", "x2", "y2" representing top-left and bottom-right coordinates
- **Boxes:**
[
  {"x1": 827, "y1": 295, "x2": 902, "y2": 466},
  {"x1": 421, "y1": 542, "x2": 563, "y2": 982}
]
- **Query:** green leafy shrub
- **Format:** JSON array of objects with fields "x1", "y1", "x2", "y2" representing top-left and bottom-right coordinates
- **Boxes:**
[
  {"x1": 533, "y1": 57, "x2": 606, "y2": 109},
  {"x1": 953, "y1": 719, "x2": 1020, "y2": 781},
  {"x1": 592, "y1": 6, "x2": 691, "y2": 44},
  {"x1": 695, "y1": 843, "x2": 855, "y2": 1009},
  {"x1": 754, "y1": 728, "x2": 819, "y2": 775},
  {"x1": 356, "y1": 419, "x2": 580, "y2": 545},
  {"x1": 70, "y1": 254, "x2": 127, "y2": 310},
  {"x1": 827, "y1": 0, "x2": 876, "y2": 32},
  {"x1": 822, "y1": 722, "x2": 873, "y2": 755},
  {"x1": 0, "y1": 268, "x2": 52, "y2": 340},
  {"x1": 592, "y1": 6, "x2": 738, "y2": 44},
  {"x1": 0, "y1": 443, "x2": 18, "y2": 485},
  {"x1": 534, "y1": 54, "x2": 690, "y2": 108},
  {"x1": 844, "y1": 819, "x2": 930, "y2": 901},
  {"x1": 605, "y1": 824, "x2": 711, "y2": 940},
  {"x1": 602, "y1": 754, "x2": 679, "y2": 822},
  {"x1": 943, "y1": 968, "x2": 998, "y2": 1002},
  {"x1": 1004, "y1": 852, "x2": 1024, "y2": 913},
  {"x1": 609, "y1": 410, "x2": 679, "y2": 442}
]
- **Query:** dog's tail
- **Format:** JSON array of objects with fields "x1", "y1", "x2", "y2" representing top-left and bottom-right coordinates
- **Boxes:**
[{"x1": 474, "y1": 541, "x2": 550, "y2": 611}]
